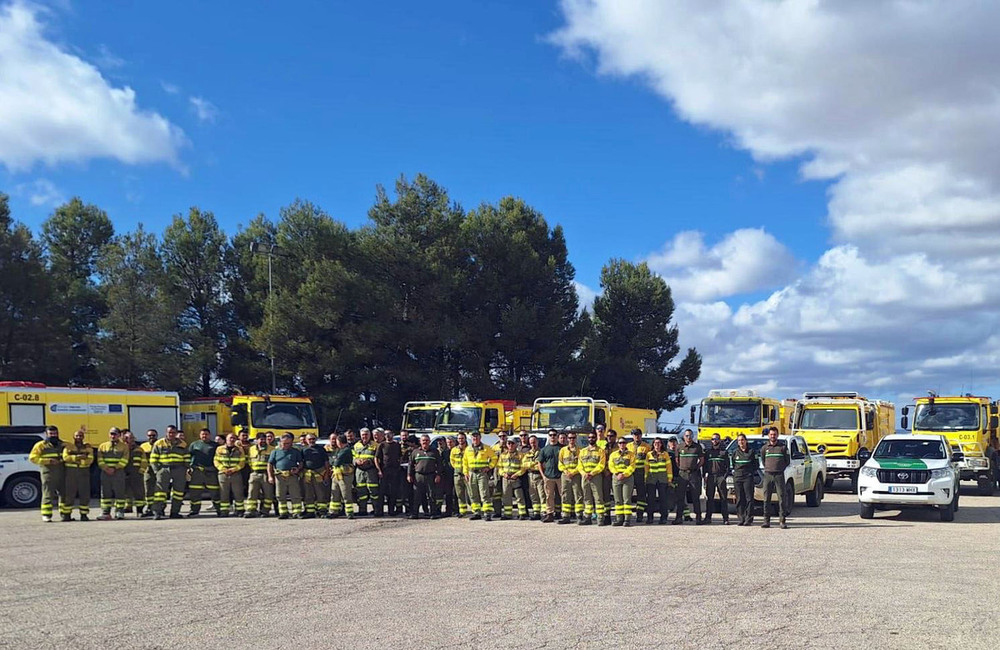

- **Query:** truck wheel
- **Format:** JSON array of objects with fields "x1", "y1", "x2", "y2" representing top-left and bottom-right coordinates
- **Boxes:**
[
  {"x1": 860, "y1": 503, "x2": 875, "y2": 519},
  {"x1": 784, "y1": 481, "x2": 795, "y2": 514},
  {"x1": 849, "y1": 472, "x2": 859, "y2": 493},
  {"x1": 939, "y1": 495, "x2": 955, "y2": 522},
  {"x1": 824, "y1": 476, "x2": 835, "y2": 490},
  {"x1": 977, "y1": 474, "x2": 995, "y2": 496},
  {"x1": 2, "y1": 474, "x2": 42, "y2": 508},
  {"x1": 806, "y1": 479, "x2": 821, "y2": 507}
]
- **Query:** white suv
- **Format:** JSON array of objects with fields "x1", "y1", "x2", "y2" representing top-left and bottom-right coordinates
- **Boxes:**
[
  {"x1": 0, "y1": 431, "x2": 45, "y2": 508},
  {"x1": 858, "y1": 434, "x2": 961, "y2": 522}
]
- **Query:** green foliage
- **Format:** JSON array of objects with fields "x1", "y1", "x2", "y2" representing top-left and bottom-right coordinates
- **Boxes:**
[
  {"x1": 0, "y1": 177, "x2": 701, "y2": 426},
  {"x1": 96, "y1": 226, "x2": 185, "y2": 389},
  {"x1": 0, "y1": 193, "x2": 68, "y2": 381},
  {"x1": 584, "y1": 259, "x2": 701, "y2": 414},
  {"x1": 161, "y1": 207, "x2": 233, "y2": 396},
  {"x1": 41, "y1": 197, "x2": 114, "y2": 383}
]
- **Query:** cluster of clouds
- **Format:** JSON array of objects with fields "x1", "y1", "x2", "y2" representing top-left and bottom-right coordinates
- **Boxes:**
[
  {"x1": 554, "y1": 0, "x2": 1000, "y2": 406},
  {"x1": 0, "y1": 1, "x2": 217, "y2": 181}
]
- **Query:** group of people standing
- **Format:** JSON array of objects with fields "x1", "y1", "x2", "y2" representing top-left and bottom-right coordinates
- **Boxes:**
[{"x1": 27, "y1": 422, "x2": 792, "y2": 529}]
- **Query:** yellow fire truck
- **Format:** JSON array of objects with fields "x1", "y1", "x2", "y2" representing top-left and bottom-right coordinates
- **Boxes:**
[
  {"x1": 530, "y1": 396, "x2": 657, "y2": 438},
  {"x1": 689, "y1": 389, "x2": 786, "y2": 442},
  {"x1": 180, "y1": 394, "x2": 318, "y2": 442},
  {"x1": 0, "y1": 381, "x2": 179, "y2": 445},
  {"x1": 430, "y1": 399, "x2": 519, "y2": 441},
  {"x1": 901, "y1": 394, "x2": 1000, "y2": 495},
  {"x1": 401, "y1": 401, "x2": 448, "y2": 435},
  {"x1": 791, "y1": 391, "x2": 895, "y2": 490}
]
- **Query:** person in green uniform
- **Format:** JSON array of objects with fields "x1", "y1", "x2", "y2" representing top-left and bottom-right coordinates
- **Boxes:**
[
  {"x1": 673, "y1": 429, "x2": 705, "y2": 525},
  {"x1": 268, "y1": 433, "x2": 304, "y2": 519},
  {"x1": 645, "y1": 437, "x2": 673, "y2": 525},
  {"x1": 186, "y1": 428, "x2": 219, "y2": 517},
  {"x1": 149, "y1": 425, "x2": 189, "y2": 520},
  {"x1": 538, "y1": 430, "x2": 562, "y2": 523},
  {"x1": 214, "y1": 433, "x2": 247, "y2": 517},
  {"x1": 703, "y1": 433, "x2": 731, "y2": 525},
  {"x1": 122, "y1": 430, "x2": 147, "y2": 516},
  {"x1": 761, "y1": 427, "x2": 791, "y2": 529},
  {"x1": 408, "y1": 434, "x2": 443, "y2": 519},
  {"x1": 732, "y1": 433, "x2": 759, "y2": 526},
  {"x1": 301, "y1": 434, "x2": 329, "y2": 519}
]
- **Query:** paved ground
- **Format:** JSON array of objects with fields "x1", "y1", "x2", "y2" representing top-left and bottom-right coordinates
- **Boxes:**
[{"x1": 2, "y1": 483, "x2": 999, "y2": 650}]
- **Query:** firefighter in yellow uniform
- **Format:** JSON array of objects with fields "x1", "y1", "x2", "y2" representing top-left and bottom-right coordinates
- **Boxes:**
[
  {"x1": 149, "y1": 425, "x2": 189, "y2": 520},
  {"x1": 123, "y1": 430, "x2": 148, "y2": 516},
  {"x1": 60, "y1": 427, "x2": 93, "y2": 521},
  {"x1": 626, "y1": 429, "x2": 652, "y2": 523},
  {"x1": 96, "y1": 428, "x2": 130, "y2": 520},
  {"x1": 521, "y1": 436, "x2": 546, "y2": 520},
  {"x1": 499, "y1": 439, "x2": 527, "y2": 520},
  {"x1": 29, "y1": 426, "x2": 66, "y2": 522},
  {"x1": 353, "y1": 428, "x2": 379, "y2": 516},
  {"x1": 463, "y1": 431, "x2": 497, "y2": 521},
  {"x1": 558, "y1": 432, "x2": 584, "y2": 524},
  {"x1": 245, "y1": 434, "x2": 275, "y2": 517},
  {"x1": 577, "y1": 432, "x2": 607, "y2": 526},
  {"x1": 608, "y1": 438, "x2": 638, "y2": 527},
  {"x1": 449, "y1": 433, "x2": 471, "y2": 517},
  {"x1": 214, "y1": 433, "x2": 247, "y2": 517}
]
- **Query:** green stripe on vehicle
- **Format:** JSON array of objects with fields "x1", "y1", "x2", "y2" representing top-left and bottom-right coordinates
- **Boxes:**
[{"x1": 875, "y1": 459, "x2": 928, "y2": 469}]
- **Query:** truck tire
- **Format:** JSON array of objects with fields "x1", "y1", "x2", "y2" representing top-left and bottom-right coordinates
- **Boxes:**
[
  {"x1": 824, "y1": 476, "x2": 835, "y2": 490},
  {"x1": 860, "y1": 503, "x2": 875, "y2": 519},
  {"x1": 806, "y1": 478, "x2": 821, "y2": 507},
  {"x1": 2, "y1": 474, "x2": 42, "y2": 508},
  {"x1": 977, "y1": 474, "x2": 995, "y2": 496}
]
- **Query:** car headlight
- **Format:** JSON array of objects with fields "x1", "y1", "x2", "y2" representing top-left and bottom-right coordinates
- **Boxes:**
[
  {"x1": 930, "y1": 468, "x2": 952, "y2": 480},
  {"x1": 860, "y1": 466, "x2": 877, "y2": 478}
]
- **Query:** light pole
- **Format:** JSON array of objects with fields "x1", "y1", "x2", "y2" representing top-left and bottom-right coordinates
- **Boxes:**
[{"x1": 250, "y1": 242, "x2": 281, "y2": 393}]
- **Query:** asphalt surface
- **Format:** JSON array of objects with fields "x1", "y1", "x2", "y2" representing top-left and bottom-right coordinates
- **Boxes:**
[{"x1": 2, "y1": 482, "x2": 999, "y2": 650}]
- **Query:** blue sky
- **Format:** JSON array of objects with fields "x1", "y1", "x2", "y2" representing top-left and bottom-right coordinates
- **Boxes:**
[
  {"x1": 4, "y1": 0, "x2": 1000, "y2": 408},
  {"x1": 1, "y1": 1, "x2": 828, "y2": 292}
]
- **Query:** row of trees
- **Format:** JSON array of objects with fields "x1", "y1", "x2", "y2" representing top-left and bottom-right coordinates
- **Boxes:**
[{"x1": 0, "y1": 175, "x2": 701, "y2": 428}]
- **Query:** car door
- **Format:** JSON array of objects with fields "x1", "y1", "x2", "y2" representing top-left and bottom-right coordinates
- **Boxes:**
[{"x1": 789, "y1": 440, "x2": 806, "y2": 488}]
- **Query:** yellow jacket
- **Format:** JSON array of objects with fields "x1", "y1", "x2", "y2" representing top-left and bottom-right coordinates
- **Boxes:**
[
  {"x1": 214, "y1": 445, "x2": 246, "y2": 472},
  {"x1": 645, "y1": 450, "x2": 673, "y2": 483},
  {"x1": 62, "y1": 442, "x2": 94, "y2": 469},
  {"x1": 608, "y1": 449, "x2": 637, "y2": 478},
  {"x1": 498, "y1": 450, "x2": 524, "y2": 478},
  {"x1": 577, "y1": 446, "x2": 606, "y2": 475},
  {"x1": 520, "y1": 449, "x2": 541, "y2": 474},
  {"x1": 29, "y1": 439, "x2": 64, "y2": 467},
  {"x1": 449, "y1": 446, "x2": 467, "y2": 474},
  {"x1": 249, "y1": 443, "x2": 275, "y2": 472},
  {"x1": 463, "y1": 444, "x2": 497, "y2": 474},
  {"x1": 558, "y1": 445, "x2": 581, "y2": 476},
  {"x1": 96, "y1": 440, "x2": 130, "y2": 470},
  {"x1": 626, "y1": 441, "x2": 651, "y2": 473},
  {"x1": 149, "y1": 438, "x2": 189, "y2": 468},
  {"x1": 127, "y1": 445, "x2": 148, "y2": 473}
]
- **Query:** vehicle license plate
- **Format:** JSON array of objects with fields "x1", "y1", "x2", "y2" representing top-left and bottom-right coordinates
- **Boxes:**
[{"x1": 888, "y1": 486, "x2": 917, "y2": 494}]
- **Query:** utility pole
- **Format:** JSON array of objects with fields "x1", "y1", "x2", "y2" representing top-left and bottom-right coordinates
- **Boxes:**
[{"x1": 250, "y1": 242, "x2": 281, "y2": 394}]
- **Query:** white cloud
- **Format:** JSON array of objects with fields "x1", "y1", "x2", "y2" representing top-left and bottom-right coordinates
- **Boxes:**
[
  {"x1": 189, "y1": 96, "x2": 219, "y2": 123},
  {"x1": 14, "y1": 177, "x2": 62, "y2": 207},
  {"x1": 646, "y1": 228, "x2": 796, "y2": 302},
  {"x1": 573, "y1": 280, "x2": 598, "y2": 313},
  {"x1": 160, "y1": 81, "x2": 180, "y2": 95},
  {"x1": 553, "y1": 0, "x2": 1000, "y2": 403},
  {"x1": 0, "y1": 1, "x2": 186, "y2": 172}
]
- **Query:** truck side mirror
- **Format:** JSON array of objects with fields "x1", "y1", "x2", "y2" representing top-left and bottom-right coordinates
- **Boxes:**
[
  {"x1": 900, "y1": 416, "x2": 908, "y2": 430},
  {"x1": 858, "y1": 449, "x2": 872, "y2": 462},
  {"x1": 770, "y1": 406, "x2": 777, "y2": 422},
  {"x1": 689, "y1": 406, "x2": 696, "y2": 424},
  {"x1": 231, "y1": 405, "x2": 248, "y2": 427},
  {"x1": 901, "y1": 406, "x2": 909, "y2": 416},
  {"x1": 952, "y1": 452, "x2": 964, "y2": 463},
  {"x1": 991, "y1": 416, "x2": 998, "y2": 429}
]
